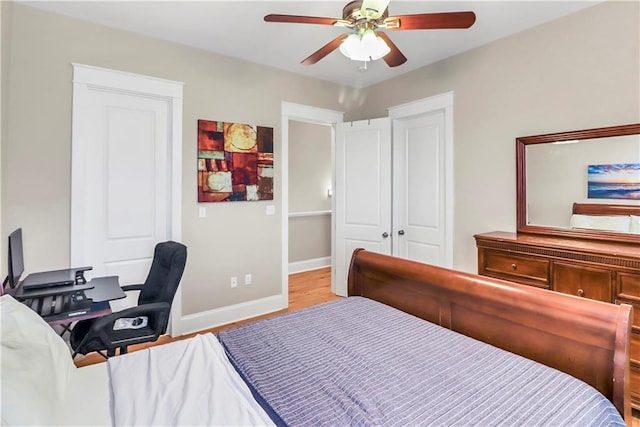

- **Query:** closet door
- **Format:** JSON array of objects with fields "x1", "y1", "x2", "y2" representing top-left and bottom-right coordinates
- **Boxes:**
[
  {"x1": 334, "y1": 118, "x2": 392, "y2": 296},
  {"x1": 393, "y1": 110, "x2": 447, "y2": 265}
]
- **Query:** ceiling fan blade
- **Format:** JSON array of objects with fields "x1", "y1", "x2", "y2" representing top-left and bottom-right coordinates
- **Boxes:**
[
  {"x1": 386, "y1": 11, "x2": 476, "y2": 31},
  {"x1": 302, "y1": 34, "x2": 349, "y2": 66},
  {"x1": 360, "y1": 0, "x2": 390, "y2": 19},
  {"x1": 264, "y1": 14, "x2": 338, "y2": 26},
  {"x1": 377, "y1": 32, "x2": 407, "y2": 67}
]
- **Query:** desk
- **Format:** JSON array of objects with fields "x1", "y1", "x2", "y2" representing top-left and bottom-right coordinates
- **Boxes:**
[
  {"x1": 14, "y1": 276, "x2": 125, "y2": 326},
  {"x1": 83, "y1": 276, "x2": 126, "y2": 303}
]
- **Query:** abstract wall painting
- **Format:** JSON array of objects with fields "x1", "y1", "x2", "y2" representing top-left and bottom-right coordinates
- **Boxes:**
[
  {"x1": 198, "y1": 120, "x2": 274, "y2": 202},
  {"x1": 587, "y1": 163, "x2": 640, "y2": 200}
]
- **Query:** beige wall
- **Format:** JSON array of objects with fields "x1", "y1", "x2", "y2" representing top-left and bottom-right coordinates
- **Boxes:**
[
  {"x1": 2, "y1": 3, "x2": 346, "y2": 316},
  {"x1": 289, "y1": 215, "x2": 332, "y2": 263},
  {"x1": 288, "y1": 121, "x2": 332, "y2": 264},
  {"x1": 0, "y1": 1, "x2": 13, "y2": 265},
  {"x1": 350, "y1": 1, "x2": 640, "y2": 272},
  {"x1": 288, "y1": 121, "x2": 332, "y2": 213}
]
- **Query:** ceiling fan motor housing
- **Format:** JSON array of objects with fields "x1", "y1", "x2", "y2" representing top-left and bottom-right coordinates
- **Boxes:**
[{"x1": 343, "y1": 0, "x2": 389, "y2": 24}]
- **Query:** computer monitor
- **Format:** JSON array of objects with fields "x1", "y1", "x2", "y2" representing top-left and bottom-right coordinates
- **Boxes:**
[{"x1": 6, "y1": 228, "x2": 24, "y2": 289}]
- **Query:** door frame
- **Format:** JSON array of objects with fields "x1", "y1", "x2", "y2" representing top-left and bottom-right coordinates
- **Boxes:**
[
  {"x1": 70, "y1": 63, "x2": 184, "y2": 334},
  {"x1": 280, "y1": 102, "x2": 344, "y2": 300},
  {"x1": 388, "y1": 91, "x2": 454, "y2": 268}
]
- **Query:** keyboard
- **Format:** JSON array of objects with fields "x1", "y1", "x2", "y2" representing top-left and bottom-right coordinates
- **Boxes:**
[{"x1": 26, "y1": 291, "x2": 92, "y2": 319}]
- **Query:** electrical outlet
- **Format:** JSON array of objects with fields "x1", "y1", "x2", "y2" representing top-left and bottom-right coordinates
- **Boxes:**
[
  {"x1": 230, "y1": 276, "x2": 237, "y2": 288},
  {"x1": 245, "y1": 274, "x2": 252, "y2": 285}
]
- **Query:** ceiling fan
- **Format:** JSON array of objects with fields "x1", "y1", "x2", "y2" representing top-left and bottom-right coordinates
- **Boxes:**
[{"x1": 264, "y1": 0, "x2": 476, "y2": 67}]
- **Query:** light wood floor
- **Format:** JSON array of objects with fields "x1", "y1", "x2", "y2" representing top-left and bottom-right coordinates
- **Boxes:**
[
  {"x1": 74, "y1": 267, "x2": 339, "y2": 367},
  {"x1": 72, "y1": 267, "x2": 640, "y2": 424}
]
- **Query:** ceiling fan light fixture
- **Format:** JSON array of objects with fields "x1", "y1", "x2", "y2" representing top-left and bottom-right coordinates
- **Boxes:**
[
  {"x1": 339, "y1": 34, "x2": 366, "y2": 61},
  {"x1": 339, "y1": 29, "x2": 390, "y2": 62}
]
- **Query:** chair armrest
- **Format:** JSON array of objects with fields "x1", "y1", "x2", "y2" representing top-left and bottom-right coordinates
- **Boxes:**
[
  {"x1": 121, "y1": 284, "x2": 144, "y2": 292},
  {"x1": 90, "y1": 302, "x2": 170, "y2": 332},
  {"x1": 72, "y1": 302, "x2": 172, "y2": 357}
]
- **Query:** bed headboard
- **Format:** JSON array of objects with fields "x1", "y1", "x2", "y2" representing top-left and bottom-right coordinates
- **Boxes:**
[
  {"x1": 347, "y1": 248, "x2": 632, "y2": 420},
  {"x1": 573, "y1": 203, "x2": 640, "y2": 216}
]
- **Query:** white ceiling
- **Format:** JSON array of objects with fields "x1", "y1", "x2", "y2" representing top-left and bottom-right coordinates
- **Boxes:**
[{"x1": 20, "y1": 0, "x2": 603, "y2": 88}]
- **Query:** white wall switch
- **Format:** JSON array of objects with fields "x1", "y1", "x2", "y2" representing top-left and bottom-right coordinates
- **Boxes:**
[
  {"x1": 230, "y1": 276, "x2": 237, "y2": 288},
  {"x1": 245, "y1": 274, "x2": 252, "y2": 285},
  {"x1": 199, "y1": 206, "x2": 207, "y2": 218},
  {"x1": 266, "y1": 205, "x2": 275, "y2": 215}
]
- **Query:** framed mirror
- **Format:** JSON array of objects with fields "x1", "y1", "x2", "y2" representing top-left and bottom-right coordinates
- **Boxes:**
[{"x1": 516, "y1": 123, "x2": 640, "y2": 244}]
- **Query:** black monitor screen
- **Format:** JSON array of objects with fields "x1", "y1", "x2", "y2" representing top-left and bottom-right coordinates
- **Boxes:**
[{"x1": 7, "y1": 228, "x2": 24, "y2": 289}]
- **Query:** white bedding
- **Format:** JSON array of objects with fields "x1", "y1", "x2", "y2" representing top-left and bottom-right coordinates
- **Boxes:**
[
  {"x1": 108, "y1": 333, "x2": 275, "y2": 426},
  {"x1": 569, "y1": 213, "x2": 632, "y2": 232},
  {"x1": 1, "y1": 295, "x2": 273, "y2": 426},
  {"x1": 1, "y1": 295, "x2": 110, "y2": 426},
  {"x1": 61, "y1": 363, "x2": 111, "y2": 426}
]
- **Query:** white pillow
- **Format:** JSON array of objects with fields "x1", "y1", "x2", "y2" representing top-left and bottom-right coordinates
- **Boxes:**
[
  {"x1": 569, "y1": 214, "x2": 631, "y2": 233},
  {"x1": 631, "y1": 215, "x2": 640, "y2": 234},
  {"x1": 1, "y1": 295, "x2": 76, "y2": 426}
]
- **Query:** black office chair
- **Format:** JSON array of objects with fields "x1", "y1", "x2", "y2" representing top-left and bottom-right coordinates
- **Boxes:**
[{"x1": 70, "y1": 241, "x2": 187, "y2": 359}]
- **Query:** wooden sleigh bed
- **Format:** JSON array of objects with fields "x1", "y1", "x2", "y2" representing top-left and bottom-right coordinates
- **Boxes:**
[
  {"x1": 571, "y1": 202, "x2": 640, "y2": 236},
  {"x1": 346, "y1": 249, "x2": 633, "y2": 422},
  {"x1": 1, "y1": 248, "x2": 633, "y2": 426},
  {"x1": 573, "y1": 202, "x2": 640, "y2": 218}
]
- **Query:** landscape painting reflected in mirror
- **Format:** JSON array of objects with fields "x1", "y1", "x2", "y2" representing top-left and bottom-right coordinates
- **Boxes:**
[{"x1": 588, "y1": 163, "x2": 640, "y2": 200}]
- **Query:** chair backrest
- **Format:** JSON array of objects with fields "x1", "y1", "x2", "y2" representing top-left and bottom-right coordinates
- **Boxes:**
[{"x1": 138, "y1": 241, "x2": 187, "y2": 307}]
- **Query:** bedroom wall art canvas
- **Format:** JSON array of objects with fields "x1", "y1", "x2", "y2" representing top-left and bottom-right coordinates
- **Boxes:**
[
  {"x1": 587, "y1": 163, "x2": 640, "y2": 200},
  {"x1": 198, "y1": 120, "x2": 274, "y2": 202}
]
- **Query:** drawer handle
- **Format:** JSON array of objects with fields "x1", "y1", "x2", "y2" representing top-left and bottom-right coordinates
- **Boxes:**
[
  {"x1": 577, "y1": 289, "x2": 585, "y2": 297},
  {"x1": 511, "y1": 263, "x2": 517, "y2": 270}
]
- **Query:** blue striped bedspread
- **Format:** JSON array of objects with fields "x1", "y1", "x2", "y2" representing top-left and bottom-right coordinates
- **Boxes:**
[{"x1": 218, "y1": 297, "x2": 625, "y2": 426}]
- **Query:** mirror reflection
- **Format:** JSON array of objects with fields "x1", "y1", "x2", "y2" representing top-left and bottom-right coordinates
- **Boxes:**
[{"x1": 526, "y1": 134, "x2": 640, "y2": 230}]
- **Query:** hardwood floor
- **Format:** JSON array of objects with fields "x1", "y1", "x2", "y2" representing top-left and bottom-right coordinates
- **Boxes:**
[
  {"x1": 73, "y1": 267, "x2": 338, "y2": 367},
  {"x1": 72, "y1": 266, "x2": 640, "y2": 424}
]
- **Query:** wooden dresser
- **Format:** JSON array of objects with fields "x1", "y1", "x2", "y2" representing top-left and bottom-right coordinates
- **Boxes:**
[{"x1": 475, "y1": 231, "x2": 640, "y2": 407}]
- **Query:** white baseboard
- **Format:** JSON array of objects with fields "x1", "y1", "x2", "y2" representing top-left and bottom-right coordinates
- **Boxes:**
[
  {"x1": 178, "y1": 293, "x2": 287, "y2": 336},
  {"x1": 288, "y1": 256, "x2": 331, "y2": 274}
]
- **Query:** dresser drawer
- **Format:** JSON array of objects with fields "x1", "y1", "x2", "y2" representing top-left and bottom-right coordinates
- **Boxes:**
[
  {"x1": 480, "y1": 251, "x2": 549, "y2": 288},
  {"x1": 553, "y1": 262, "x2": 613, "y2": 302},
  {"x1": 629, "y1": 332, "x2": 640, "y2": 409},
  {"x1": 631, "y1": 363, "x2": 640, "y2": 406},
  {"x1": 630, "y1": 330, "x2": 640, "y2": 363},
  {"x1": 618, "y1": 272, "x2": 640, "y2": 301}
]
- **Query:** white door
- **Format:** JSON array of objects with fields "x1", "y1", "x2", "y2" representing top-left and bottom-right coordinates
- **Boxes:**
[
  {"x1": 75, "y1": 91, "x2": 169, "y2": 281},
  {"x1": 393, "y1": 110, "x2": 447, "y2": 265},
  {"x1": 334, "y1": 118, "x2": 392, "y2": 296},
  {"x1": 334, "y1": 93, "x2": 453, "y2": 296},
  {"x1": 71, "y1": 64, "x2": 183, "y2": 315}
]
